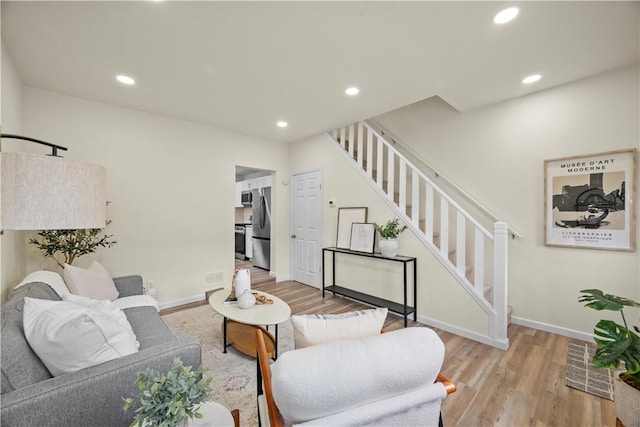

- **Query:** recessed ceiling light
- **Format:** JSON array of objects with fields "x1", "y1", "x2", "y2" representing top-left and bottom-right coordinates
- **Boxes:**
[
  {"x1": 345, "y1": 87, "x2": 360, "y2": 96},
  {"x1": 277, "y1": 121, "x2": 288, "y2": 128},
  {"x1": 116, "y1": 74, "x2": 135, "y2": 85},
  {"x1": 522, "y1": 74, "x2": 542, "y2": 84},
  {"x1": 493, "y1": 7, "x2": 519, "y2": 24}
]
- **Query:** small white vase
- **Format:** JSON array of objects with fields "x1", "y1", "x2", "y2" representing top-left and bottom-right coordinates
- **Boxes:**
[
  {"x1": 379, "y1": 238, "x2": 398, "y2": 257},
  {"x1": 234, "y1": 269, "x2": 251, "y2": 298},
  {"x1": 237, "y1": 289, "x2": 256, "y2": 309}
]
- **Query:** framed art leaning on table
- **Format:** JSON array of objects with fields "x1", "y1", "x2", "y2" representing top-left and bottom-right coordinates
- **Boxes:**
[
  {"x1": 336, "y1": 207, "x2": 368, "y2": 249},
  {"x1": 349, "y1": 223, "x2": 375, "y2": 253}
]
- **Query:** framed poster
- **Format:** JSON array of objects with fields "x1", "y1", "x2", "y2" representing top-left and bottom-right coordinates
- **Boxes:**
[
  {"x1": 544, "y1": 149, "x2": 637, "y2": 251},
  {"x1": 336, "y1": 207, "x2": 368, "y2": 249},
  {"x1": 349, "y1": 223, "x2": 375, "y2": 253}
]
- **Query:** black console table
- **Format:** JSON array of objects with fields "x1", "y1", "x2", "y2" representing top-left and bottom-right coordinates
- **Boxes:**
[{"x1": 322, "y1": 247, "x2": 417, "y2": 327}]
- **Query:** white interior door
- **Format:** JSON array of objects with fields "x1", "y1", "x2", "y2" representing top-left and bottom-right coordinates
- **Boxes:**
[{"x1": 291, "y1": 169, "x2": 323, "y2": 287}]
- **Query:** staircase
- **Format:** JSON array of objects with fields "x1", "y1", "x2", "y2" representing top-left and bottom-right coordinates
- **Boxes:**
[{"x1": 326, "y1": 121, "x2": 511, "y2": 350}]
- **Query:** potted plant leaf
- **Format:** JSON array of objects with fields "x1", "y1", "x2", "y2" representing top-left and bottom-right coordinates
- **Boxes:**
[
  {"x1": 373, "y1": 218, "x2": 408, "y2": 257},
  {"x1": 123, "y1": 358, "x2": 212, "y2": 427},
  {"x1": 578, "y1": 289, "x2": 640, "y2": 426},
  {"x1": 29, "y1": 219, "x2": 117, "y2": 268}
]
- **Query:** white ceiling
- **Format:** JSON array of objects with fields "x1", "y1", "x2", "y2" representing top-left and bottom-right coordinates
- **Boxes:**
[{"x1": 2, "y1": 1, "x2": 638, "y2": 143}]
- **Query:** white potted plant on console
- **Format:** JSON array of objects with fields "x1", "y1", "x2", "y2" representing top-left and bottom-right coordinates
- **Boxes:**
[{"x1": 373, "y1": 218, "x2": 408, "y2": 258}]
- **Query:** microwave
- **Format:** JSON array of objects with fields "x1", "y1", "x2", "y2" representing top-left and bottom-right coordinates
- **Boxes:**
[{"x1": 241, "y1": 190, "x2": 252, "y2": 206}]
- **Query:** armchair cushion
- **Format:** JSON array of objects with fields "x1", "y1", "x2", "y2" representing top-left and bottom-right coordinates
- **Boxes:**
[
  {"x1": 271, "y1": 327, "x2": 444, "y2": 424},
  {"x1": 290, "y1": 307, "x2": 387, "y2": 349}
]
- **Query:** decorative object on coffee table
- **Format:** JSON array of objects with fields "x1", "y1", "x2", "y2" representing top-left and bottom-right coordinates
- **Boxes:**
[
  {"x1": 233, "y1": 268, "x2": 251, "y2": 298},
  {"x1": 373, "y1": 218, "x2": 408, "y2": 257},
  {"x1": 238, "y1": 289, "x2": 256, "y2": 309},
  {"x1": 579, "y1": 289, "x2": 640, "y2": 426},
  {"x1": 123, "y1": 357, "x2": 212, "y2": 427}
]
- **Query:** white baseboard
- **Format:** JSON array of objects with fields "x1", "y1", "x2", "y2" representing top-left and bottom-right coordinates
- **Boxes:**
[
  {"x1": 416, "y1": 314, "x2": 510, "y2": 350},
  {"x1": 511, "y1": 316, "x2": 594, "y2": 343},
  {"x1": 276, "y1": 273, "x2": 290, "y2": 282},
  {"x1": 159, "y1": 294, "x2": 206, "y2": 310}
]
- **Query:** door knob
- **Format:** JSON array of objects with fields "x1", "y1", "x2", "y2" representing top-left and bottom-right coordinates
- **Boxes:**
[{"x1": 291, "y1": 234, "x2": 296, "y2": 238}]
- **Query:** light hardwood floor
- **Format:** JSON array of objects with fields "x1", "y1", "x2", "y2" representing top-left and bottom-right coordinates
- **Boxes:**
[{"x1": 169, "y1": 260, "x2": 618, "y2": 426}]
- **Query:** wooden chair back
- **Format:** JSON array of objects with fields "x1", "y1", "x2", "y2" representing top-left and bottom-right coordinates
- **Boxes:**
[{"x1": 256, "y1": 329, "x2": 285, "y2": 427}]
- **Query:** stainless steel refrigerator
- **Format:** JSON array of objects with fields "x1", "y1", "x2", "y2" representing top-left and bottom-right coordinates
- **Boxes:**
[{"x1": 251, "y1": 186, "x2": 271, "y2": 270}]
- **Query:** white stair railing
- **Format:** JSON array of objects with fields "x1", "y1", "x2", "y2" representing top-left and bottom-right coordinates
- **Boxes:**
[{"x1": 327, "y1": 122, "x2": 509, "y2": 349}]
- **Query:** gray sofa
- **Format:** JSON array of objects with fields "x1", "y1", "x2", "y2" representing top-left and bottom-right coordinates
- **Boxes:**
[{"x1": 1, "y1": 275, "x2": 202, "y2": 427}]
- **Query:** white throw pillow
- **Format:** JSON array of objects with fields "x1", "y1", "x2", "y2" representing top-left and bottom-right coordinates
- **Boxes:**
[
  {"x1": 62, "y1": 294, "x2": 139, "y2": 349},
  {"x1": 63, "y1": 261, "x2": 119, "y2": 301},
  {"x1": 290, "y1": 307, "x2": 388, "y2": 349},
  {"x1": 23, "y1": 297, "x2": 139, "y2": 376},
  {"x1": 15, "y1": 270, "x2": 70, "y2": 298}
]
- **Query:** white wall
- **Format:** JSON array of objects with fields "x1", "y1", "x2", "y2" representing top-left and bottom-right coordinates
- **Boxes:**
[
  {"x1": 290, "y1": 135, "x2": 490, "y2": 339},
  {"x1": 20, "y1": 88, "x2": 290, "y2": 305},
  {"x1": 1, "y1": 42, "x2": 27, "y2": 302},
  {"x1": 373, "y1": 65, "x2": 640, "y2": 338}
]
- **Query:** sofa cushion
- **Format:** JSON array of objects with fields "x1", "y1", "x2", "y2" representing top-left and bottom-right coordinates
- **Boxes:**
[
  {"x1": 290, "y1": 307, "x2": 388, "y2": 349},
  {"x1": 16, "y1": 271, "x2": 70, "y2": 298},
  {"x1": 62, "y1": 294, "x2": 140, "y2": 350},
  {"x1": 123, "y1": 306, "x2": 177, "y2": 350},
  {"x1": 271, "y1": 327, "x2": 445, "y2": 424},
  {"x1": 23, "y1": 297, "x2": 139, "y2": 376},
  {"x1": 63, "y1": 261, "x2": 119, "y2": 301},
  {"x1": 1, "y1": 282, "x2": 59, "y2": 394}
]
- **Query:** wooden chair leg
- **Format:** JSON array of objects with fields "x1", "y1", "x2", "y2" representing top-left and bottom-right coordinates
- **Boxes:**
[{"x1": 231, "y1": 409, "x2": 240, "y2": 427}]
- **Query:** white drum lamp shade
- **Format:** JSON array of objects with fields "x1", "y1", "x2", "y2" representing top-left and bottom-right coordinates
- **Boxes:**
[{"x1": 1, "y1": 152, "x2": 107, "y2": 230}]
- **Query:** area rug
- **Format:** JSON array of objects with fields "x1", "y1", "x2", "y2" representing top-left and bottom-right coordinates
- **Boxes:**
[
  {"x1": 565, "y1": 339, "x2": 615, "y2": 401},
  {"x1": 162, "y1": 304, "x2": 294, "y2": 427}
]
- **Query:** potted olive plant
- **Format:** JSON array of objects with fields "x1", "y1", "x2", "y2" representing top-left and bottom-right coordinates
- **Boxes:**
[
  {"x1": 373, "y1": 218, "x2": 408, "y2": 257},
  {"x1": 123, "y1": 358, "x2": 212, "y2": 427},
  {"x1": 29, "y1": 219, "x2": 117, "y2": 268},
  {"x1": 579, "y1": 289, "x2": 640, "y2": 426}
]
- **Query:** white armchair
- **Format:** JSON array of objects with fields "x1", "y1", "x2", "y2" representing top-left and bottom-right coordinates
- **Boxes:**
[{"x1": 256, "y1": 327, "x2": 456, "y2": 427}]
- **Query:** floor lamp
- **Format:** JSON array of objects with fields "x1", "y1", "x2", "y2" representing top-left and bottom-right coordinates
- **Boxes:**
[{"x1": 0, "y1": 134, "x2": 107, "y2": 231}]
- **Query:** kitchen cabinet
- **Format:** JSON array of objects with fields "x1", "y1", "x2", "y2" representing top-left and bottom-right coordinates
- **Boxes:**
[
  {"x1": 234, "y1": 182, "x2": 243, "y2": 208},
  {"x1": 245, "y1": 226, "x2": 253, "y2": 259}
]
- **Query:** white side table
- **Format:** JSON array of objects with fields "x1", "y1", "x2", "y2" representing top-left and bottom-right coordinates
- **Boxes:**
[{"x1": 190, "y1": 401, "x2": 235, "y2": 427}]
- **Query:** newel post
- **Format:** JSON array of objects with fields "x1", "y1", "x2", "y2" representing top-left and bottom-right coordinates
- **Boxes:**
[{"x1": 491, "y1": 222, "x2": 509, "y2": 344}]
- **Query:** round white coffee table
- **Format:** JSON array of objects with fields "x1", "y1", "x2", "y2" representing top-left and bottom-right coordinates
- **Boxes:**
[{"x1": 209, "y1": 289, "x2": 291, "y2": 359}]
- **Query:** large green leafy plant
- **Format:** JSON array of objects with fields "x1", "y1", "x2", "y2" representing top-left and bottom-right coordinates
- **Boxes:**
[
  {"x1": 579, "y1": 289, "x2": 640, "y2": 390},
  {"x1": 373, "y1": 218, "x2": 408, "y2": 239},
  {"x1": 123, "y1": 358, "x2": 212, "y2": 427},
  {"x1": 29, "y1": 220, "x2": 117, "y2": 268}
]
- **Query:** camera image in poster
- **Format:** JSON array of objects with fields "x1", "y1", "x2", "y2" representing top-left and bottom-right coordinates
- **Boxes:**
[{"x1": 551, "y1": 171, "x2": 626, "y2": 230}]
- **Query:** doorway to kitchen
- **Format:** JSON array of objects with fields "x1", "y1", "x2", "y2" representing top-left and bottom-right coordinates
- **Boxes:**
[{"x1": 235, "y1": 166, "x2": 274, "y2": 273}]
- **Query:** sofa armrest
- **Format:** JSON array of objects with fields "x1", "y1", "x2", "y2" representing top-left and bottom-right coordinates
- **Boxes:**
[
  {"x1": 113, "y1": 275, "x2": 144, "y2": 297},
  {"x1": 0, "y1": 335, "x2": 201, "y2": 427}
]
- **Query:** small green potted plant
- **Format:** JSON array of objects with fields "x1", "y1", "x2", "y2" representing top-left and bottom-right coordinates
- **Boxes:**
[
  {"x1": 373, "y1": 218, "x2": 408, "y2": 257},
  {"x1": 123, "y1": 358, "x2": 213, "y2": 427},
  {"x1": 579, "y1": 289, "x2": 640, "y2": 426}
]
